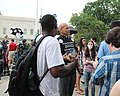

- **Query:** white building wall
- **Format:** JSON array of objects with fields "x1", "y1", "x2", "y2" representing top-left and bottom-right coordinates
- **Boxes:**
[{"x1": 0, "y1": 15, "x2": 40, "y2": 41}]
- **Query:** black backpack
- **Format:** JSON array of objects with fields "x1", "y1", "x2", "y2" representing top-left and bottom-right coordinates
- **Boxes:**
[{"x1": 5, "y1": 35, "x2": 49, "y2": 96}]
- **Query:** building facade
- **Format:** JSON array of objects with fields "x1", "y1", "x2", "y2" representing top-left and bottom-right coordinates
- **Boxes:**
[{"x1": 0, "y1": 15, "x2": 40, "y2": 42}]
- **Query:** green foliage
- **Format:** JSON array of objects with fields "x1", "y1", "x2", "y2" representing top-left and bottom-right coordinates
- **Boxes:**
[
  {"x1": 69, "y1": 13, "x2": 109, "y2": 45},
  {"x1": 69, "y1": 0, "x2": 120, "y2": 45},
  {"x1": 83, "y1": 0, "x2": 120, "y2": 24}
]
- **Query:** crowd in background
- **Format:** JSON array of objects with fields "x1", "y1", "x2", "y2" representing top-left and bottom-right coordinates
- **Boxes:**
[
  {"x1": 55, "y1": 20, "x2": 120, "y2": 96},
  {"x1": 0, "y1": 35, "x2": 33, "y2": 83},
  {"x1": 0, "y1": 14, "x2": 120, "y2": 96}
]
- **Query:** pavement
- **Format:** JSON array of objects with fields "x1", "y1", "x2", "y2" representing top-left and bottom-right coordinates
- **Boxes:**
[
  {"x1": 0, "y1": 76, "x2": 9, "y2": 96},
  {"x1": 73, "y1": 83, "x2": 99, "y2": 96},
  {"x1": 0, "y1": 76, "x2": 100, "y2": 96}
]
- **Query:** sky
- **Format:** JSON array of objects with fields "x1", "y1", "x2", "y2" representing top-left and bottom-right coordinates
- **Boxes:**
[{"x1": 0, "y1": 0, "x2": 96, "y2": 24}]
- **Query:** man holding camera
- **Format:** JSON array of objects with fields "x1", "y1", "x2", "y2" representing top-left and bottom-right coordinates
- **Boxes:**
[{"x1": 57, "y1": 23, "x2": 77, "y2": 96}]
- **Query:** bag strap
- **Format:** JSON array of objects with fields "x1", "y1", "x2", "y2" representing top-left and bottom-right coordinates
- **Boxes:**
[
  {"x1": 39, "y1": 69, "x2": 49, "y2": 83},
  {"x1": 34, "y1": 34, "x2": 52, "y2": 83},
  {"x1": 33, "y1": 34, "x2": 40, "y2": 46}
]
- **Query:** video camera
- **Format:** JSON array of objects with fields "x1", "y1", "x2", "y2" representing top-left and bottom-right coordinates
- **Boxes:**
[
  {"x1": 56, "y1": 26, "x2": 77, "y2": 35},
  {"x1": 68, "y1": 26, "x2": 77, "y2": 35}
]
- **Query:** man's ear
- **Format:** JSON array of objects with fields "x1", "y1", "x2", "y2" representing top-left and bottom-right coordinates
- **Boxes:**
[{"x1": 110, "y1": 42, "x2": 113, "y2": 46}]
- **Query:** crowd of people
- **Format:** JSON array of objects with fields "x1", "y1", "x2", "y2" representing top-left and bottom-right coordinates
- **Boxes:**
[
  {"x1": 0, "y1": 35, "x2": 32, "y2": 83},
  {"x1": 35, "y1": 15, "x2": 120, "y2": 96},
  {"x1": 0, "y1": 14, "x2": 120, "y2": 96}
]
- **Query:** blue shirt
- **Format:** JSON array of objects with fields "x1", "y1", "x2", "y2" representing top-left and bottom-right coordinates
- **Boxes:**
[
  {"x1": 91, "y1": 49, "x2": 120, "y2": 96},
  {"x1": 98, "y1": 41, "x2": 111, "y2": 59}
]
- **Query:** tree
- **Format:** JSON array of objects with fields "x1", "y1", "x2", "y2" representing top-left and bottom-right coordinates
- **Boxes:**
[
  {"x1": 69, "y1": 13, "x2": 108, "y2": 44},
  {"x1": 83, "y1": 0, "x2": 120, "y2": 24}
]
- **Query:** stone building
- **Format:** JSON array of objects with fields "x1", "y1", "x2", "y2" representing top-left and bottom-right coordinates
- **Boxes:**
[{"x1": 0, "y1": 15, "x2": 40, "y2": 42}]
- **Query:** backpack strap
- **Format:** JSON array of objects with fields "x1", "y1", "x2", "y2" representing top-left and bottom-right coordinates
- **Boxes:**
[
  {"x1": 39, "y1": 69, "x2": 49, "y2": 83},
  {"x1": 34, "y1": 34, "x2": 52, "y2": 83},
  {"x1": 33, "y1": 34, "x2": 40, "y2": 46}
]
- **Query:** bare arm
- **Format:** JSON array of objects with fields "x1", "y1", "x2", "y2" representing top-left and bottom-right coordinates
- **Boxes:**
[
  {"x1": 83, "y1": 55, "x2": 87, "y2": 65},
  {"x1": 50, "y1": 58, "x2": 78, "y2": 78},
  {"x1": 92, "y1": 56, "x2": 98, "y2": 68},
  {"x1": 110, "y1": 80, "x2": 120, "y2": 96}
]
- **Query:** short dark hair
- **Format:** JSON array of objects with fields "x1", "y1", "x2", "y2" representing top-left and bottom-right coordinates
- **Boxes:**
[
  {"x1": 11, "y1": 39, "x2": 14, "y2": 42},
  {"x1": 91, "y1": 37, "x2": 97, "y2": 42},
  {"x1": 22, "y1": 39, "x2": 26, "y2": 43},
  {"x1": 105, "y1": 27, "x2": 120, "y2": 48},
  {"x1": 39, "y1": 14, "x2": 57, "y2": 32},
  {"x1": 109, "y1": 20, "x2": 120, "y2": 29}
]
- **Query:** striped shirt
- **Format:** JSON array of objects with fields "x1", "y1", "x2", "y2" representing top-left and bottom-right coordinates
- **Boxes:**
[{"x1": 91, "y1": 49, "x2": 120, "y2": 96}]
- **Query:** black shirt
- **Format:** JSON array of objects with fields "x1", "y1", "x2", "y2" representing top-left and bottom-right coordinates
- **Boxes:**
[{"x1": 57, "y1": 35, "x2": 75, "y2": 64}]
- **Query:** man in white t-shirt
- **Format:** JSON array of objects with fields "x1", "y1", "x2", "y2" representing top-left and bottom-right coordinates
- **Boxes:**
[{"x1": 36, "y1": 14, "x2": 78, "y2": 96}]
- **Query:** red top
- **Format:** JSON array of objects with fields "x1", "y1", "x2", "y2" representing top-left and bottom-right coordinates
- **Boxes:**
[{"x1": 9, "y1": 42, "x2": 17, "y2": 51}]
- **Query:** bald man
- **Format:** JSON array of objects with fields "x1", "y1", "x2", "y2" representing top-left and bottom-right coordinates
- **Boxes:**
[{"x1": 57, "y1": 23, "x2": 77, "y2": 96}]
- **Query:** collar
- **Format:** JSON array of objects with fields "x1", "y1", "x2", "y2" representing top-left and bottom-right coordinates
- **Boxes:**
[
  {"x1": 111, "y1": 49, "x2": 120, "y2": 55},
  {"x1": 60, "y1": 35, "x2": 68, "y2": 39}
]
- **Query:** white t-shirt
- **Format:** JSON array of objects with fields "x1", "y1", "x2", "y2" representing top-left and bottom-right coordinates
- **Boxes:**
[{"x1": 37, "y1": 35, "x2": 64, "y2": 96}]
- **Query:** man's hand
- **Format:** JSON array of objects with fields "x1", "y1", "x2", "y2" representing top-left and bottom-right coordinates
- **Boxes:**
[
  {"x1": 63, "y1": 53, "x2": 71, "y2": 61},
  {"x1": 63, "y1": 53, "x2": 78, "y2": 66}
]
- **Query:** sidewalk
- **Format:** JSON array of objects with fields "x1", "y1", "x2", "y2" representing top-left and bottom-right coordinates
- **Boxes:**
[
  {"x1": 73, "y1": 75, "x2": 99, "y2": 96},
  {"x1": 0, "y1": 76, "x2": 99, "y2": 96},
  {"x1": 0, "y1": 76, "x2": 9, "y2": 96},
  {"x1": 73, "y1": 84, "x2": 99, "y2": 96}
]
